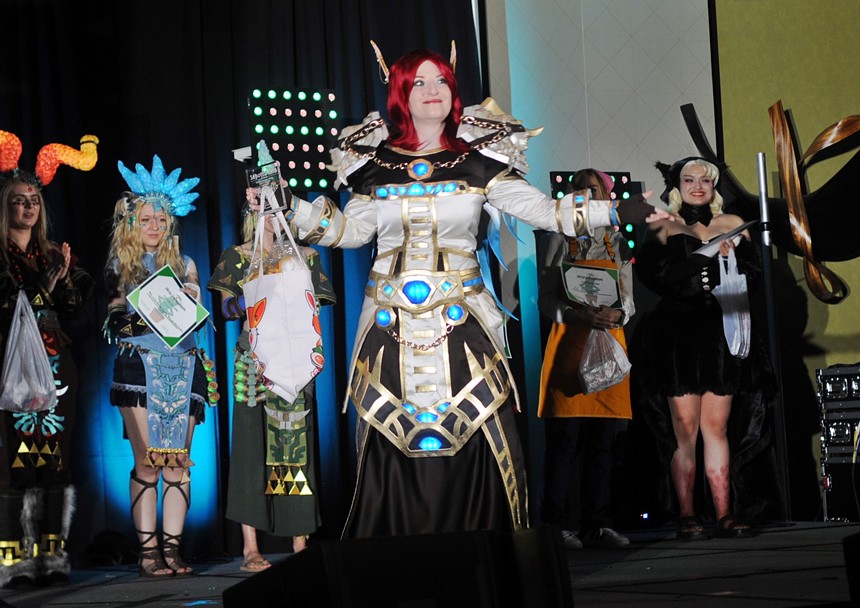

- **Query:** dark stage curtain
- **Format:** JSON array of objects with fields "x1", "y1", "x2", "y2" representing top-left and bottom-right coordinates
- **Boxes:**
[{"x1": 0, "y1": 0, "x2": 483, "y2": 560}]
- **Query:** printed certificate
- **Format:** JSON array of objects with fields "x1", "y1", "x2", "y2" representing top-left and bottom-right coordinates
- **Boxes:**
[
  {"x1": 561, "y1": 262, "x2": 622, "y2": 309},
  {"x1": 126, "y1": 265, "x2": 209, "y2": 349}
]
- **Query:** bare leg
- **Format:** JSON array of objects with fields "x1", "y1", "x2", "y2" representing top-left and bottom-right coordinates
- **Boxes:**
[
  {"x1": 699, "y1": 393, "x2": 733, "y2": 520},
  {"x1": 241, "y1": 525, "x2": 271, "y2": 570},
  {"x1": 162, "y1": 420, "x2": 195, "y2": 575},
  {"x1": 120, "y1": 407, "x2": 172, "y2": 577},
  {"x1": 668, "y1": 394, "x2": 703, "y2": 518}
]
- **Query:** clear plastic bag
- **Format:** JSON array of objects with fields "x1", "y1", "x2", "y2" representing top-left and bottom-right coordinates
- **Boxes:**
[
  {"x1": 578, "y1": 328, "x2": 632, "y2": 394},
  {"x1": 0, "y1": 291, "x2": 58, "y2": 412},
  {"x1": 712, "y1": 248, "x2": 751, "y2": 359}
]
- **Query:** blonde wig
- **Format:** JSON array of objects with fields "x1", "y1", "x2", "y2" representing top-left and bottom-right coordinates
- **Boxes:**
[
  {"x1": 666, "y1": 159, "x2": 724, "y2": 215},
  {"x1": 106, "y1": 192, "x2": 187, "y2": 292}
]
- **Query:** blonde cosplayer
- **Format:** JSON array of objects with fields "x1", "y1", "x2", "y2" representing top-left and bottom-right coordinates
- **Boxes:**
[
  {"x1": 105, "y1": 154, "x2": 211, "y2": 579},
  {"x1": 664, "y1": 158, "x2": 724, "y2": 216},
  {"x1": 108, "y1": 192, "x2": 189, "y2": 289}
]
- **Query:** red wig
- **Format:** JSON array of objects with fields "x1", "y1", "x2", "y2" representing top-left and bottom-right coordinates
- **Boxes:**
[{"x1": 386, "y1": 49, "x2": 469, "y2": 153}]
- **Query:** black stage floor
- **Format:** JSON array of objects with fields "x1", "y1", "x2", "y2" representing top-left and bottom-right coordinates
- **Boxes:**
[{"x1": 0, "y1": 521, "x2": 856, "y2": 607}]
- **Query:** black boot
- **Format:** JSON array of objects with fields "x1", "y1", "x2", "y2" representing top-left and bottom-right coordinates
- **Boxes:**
[{"x1": 37, "y1": 485, "x2": 75, "y2": 586}]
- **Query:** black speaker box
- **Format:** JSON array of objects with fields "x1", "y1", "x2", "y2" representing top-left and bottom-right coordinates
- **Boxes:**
[{"x1": 222, "y1": 526, "x2": 573, "y2": 608}]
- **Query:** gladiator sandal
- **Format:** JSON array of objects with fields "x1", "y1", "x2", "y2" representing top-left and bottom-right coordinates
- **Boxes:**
[
  {"x1": 130, "y1": 471, "x2": 172, "y2": 578},
  {"x1": 161, "y1": 476, "x2": 192, "y2": 575}
]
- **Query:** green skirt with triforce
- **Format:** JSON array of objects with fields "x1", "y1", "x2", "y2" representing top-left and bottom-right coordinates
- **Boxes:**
[{"x1": 225, "y1": 333, "x2": 319, "y2": 537}]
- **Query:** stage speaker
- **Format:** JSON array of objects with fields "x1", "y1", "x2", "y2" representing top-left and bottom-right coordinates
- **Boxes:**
[{"x1": 222, "y1": 526, "x2": 573, "y2": 608}]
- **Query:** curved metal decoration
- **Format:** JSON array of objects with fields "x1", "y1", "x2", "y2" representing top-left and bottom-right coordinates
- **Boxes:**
[{"x1": 680, "y1": 103, "x2": 860, "y2": 303}]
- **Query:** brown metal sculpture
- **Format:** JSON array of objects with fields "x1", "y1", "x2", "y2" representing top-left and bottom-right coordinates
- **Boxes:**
[{"x1": 680, "y1": 103, "x2": 860, "y2": 304}]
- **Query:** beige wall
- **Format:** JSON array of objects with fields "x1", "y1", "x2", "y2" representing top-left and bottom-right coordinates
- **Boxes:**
[
  {"x1": 716, "y1": 0, "x2": 860, "y2": 374},
  {"x1": 484, "y1": 0, "x2": 716, "y2": 401},
  {"x1": 483, "y1": 0, "x2": 718, "y2": 489}
]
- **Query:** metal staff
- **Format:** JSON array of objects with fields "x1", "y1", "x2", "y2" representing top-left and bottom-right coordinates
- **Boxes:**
[{"x1": 757, "y1": 151, "x2": 791, "y2": 521}]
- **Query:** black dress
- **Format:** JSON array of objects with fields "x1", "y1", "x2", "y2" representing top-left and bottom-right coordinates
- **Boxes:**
[{"x1": 627, "y1": 231, "x2": 780, "y2": 522}]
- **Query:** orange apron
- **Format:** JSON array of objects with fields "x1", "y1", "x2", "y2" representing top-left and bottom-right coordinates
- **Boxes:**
[{"x1": 538, "y1": 255, "x2": 632, "y2": 420}]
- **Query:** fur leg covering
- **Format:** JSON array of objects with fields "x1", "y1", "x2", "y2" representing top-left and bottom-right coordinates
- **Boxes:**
[
  {"x1": 0, "y1": 489, "x2": 40, "y2": 588},
  {"x1": 38, "y1": 485, "x2": 76, "y2": 581}
]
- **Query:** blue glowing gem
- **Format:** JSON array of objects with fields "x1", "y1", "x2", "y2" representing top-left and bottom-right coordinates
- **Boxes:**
[
  {"x1": 444, "y1": 182, "x2": 458, "y2": 193},
  {"x1": 419, "y1": 436, "x2": 443, "y2": 451},
  {"x1": 437, "y1": 402, "x2": 450, "y2": 413},
  {"x1": 407, "y1": 183, "x2": 426, "y2": 196},
  {"x1": 440, "y1": 281, "x2": 453, "y2": 293},
  {"x1": 403, "y1": 280, "x2": 431, "y2": 304},
  {"x1": 376, "y1": 308, "x2": 393, "y2": 328},
  {"x1": 446, "y1": 305, "x2": 464, "y2": 322},
  {"x1": 383, "y1": 284, "x2": 395, "y2": 296},
  {"x1": 376, "y1": 187, "x2": 389, "y2": 198},
  {"x1": 402, "y1": 402, "x2": 417, "y2": 414},
  {"x1": 412, "y1": 161, "x2": 430, "y2": 177},
  {"x1": 416, "y1": 412, "x2": 438, "y2": 423},
  {"x1": 397, "y1": 186, "x2": 409, "y2": 197},
  {"x1": 321, "y1": 218, "x2": 330, "y2": 227}
]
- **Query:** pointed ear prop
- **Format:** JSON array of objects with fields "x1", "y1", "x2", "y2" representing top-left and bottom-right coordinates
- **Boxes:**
[
  {"x1": 450, "y1": 40, "x2": 457, "y2": 73},
  {"x1": 370, "y1": 40, "x2": 390, "y2": 84}
]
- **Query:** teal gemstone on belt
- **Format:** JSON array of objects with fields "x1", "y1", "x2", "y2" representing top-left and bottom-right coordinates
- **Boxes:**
[
  {"x1": 407, "y1": 183, "x2": 425, "y2": 196},
  {"x1": 416, "y1": 412, "x2": 438, "y2": 423},
  {"x1": 403, "y1": 280, "x2": 431, "y2": 304}
]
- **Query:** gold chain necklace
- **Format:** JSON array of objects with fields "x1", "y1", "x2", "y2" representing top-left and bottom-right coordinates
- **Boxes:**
[{"x1": 341, "y1": 116, "x2": 512, "y2": 174}]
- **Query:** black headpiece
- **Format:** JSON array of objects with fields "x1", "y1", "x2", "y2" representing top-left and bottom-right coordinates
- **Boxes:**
[{"x1": 654, "y1": 156, "x2": 726, "y2": 203}]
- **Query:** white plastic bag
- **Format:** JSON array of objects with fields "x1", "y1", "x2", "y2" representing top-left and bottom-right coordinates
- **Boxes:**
[
  {"x1": 578, "y1": 328, "x2": 632, "y2": 394},
  {"x1": 0, "y1": 290, "x2": 58, "y2": 412},
  {"x1": 712, "y1": 247, "x2": 751, "y2": 359},
  {"x1": 242, "y1": 187, "x2": 324, "y2": 404}
]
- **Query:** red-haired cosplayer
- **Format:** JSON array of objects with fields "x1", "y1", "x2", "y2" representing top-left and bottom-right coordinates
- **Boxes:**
[{"x1": 267, "y1": 44, "x2": 669, "y2": 537}]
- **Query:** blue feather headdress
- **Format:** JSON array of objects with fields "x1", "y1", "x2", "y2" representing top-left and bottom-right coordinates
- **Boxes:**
[{"x1": 117, "y1": 154, "x2": 200, "y2": 217}]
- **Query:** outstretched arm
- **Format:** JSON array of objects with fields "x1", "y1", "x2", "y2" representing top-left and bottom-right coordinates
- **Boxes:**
[{"x1": 487, "y1": 175, "x2": 670, "y2": 238}]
